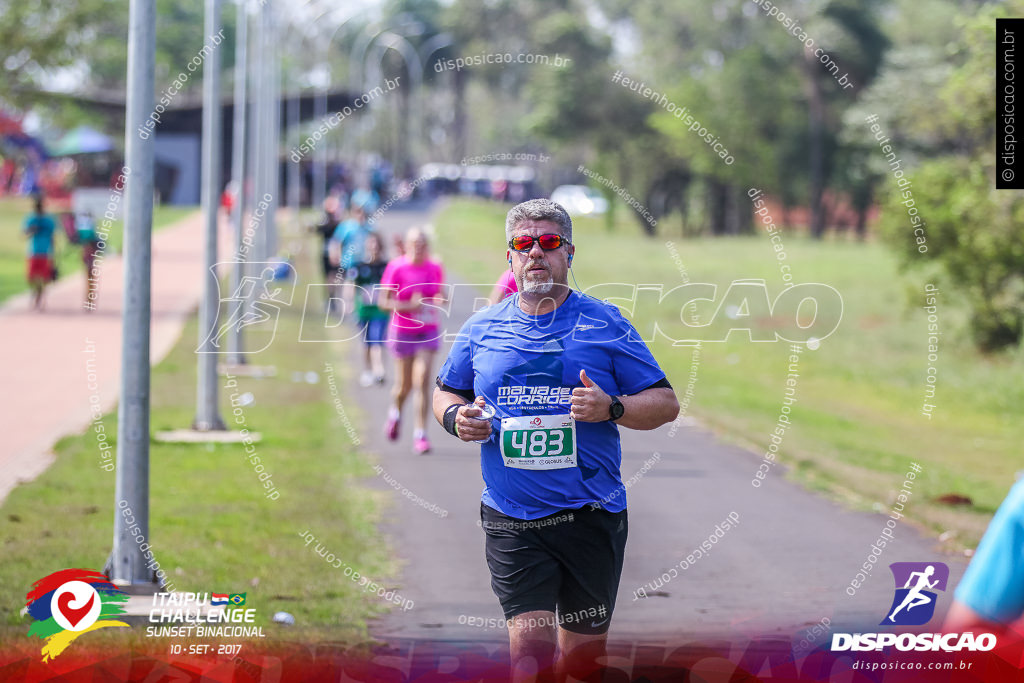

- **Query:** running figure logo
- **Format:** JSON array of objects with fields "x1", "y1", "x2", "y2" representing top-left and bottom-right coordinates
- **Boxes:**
[
  {"x1": 198, "y1": 262, "x2": 295, "y2": 354},
  {"x1": 881, "y1": 562, "x2": 949, "y2": 626}
]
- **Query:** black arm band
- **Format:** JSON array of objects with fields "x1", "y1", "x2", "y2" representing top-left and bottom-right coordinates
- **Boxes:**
[
  {"x1": 643, "y1": 377, "x2": 673, "y2": 391},
  {"x1": 443, "y1": 403, "x2": 462, "y2": 437},
  {"x1": 436, "y1": 377, "x2": 475, "y2": 403}
]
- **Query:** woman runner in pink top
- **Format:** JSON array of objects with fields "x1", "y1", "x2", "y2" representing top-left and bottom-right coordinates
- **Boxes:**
[
  {"x1": 380, "y1": 227, "x2": 446, "y2": 454},
  {"x1": 486, "y1": 267, "x2": 518, "y2": 306}
]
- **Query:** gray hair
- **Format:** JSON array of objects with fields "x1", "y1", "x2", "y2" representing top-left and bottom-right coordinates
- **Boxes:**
[{"x1": 505, "y1": 199, "x2": 573, "y2": 243}]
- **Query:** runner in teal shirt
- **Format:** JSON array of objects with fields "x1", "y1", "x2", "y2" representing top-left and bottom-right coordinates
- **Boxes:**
[{"x1": 946, "y1": 478, "x2": 1024, "y2": 629}]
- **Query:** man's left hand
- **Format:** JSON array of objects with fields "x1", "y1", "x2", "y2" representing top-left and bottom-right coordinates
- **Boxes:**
[{"x1": 570, "y1": 369, "x2": 612, "y2": 422}]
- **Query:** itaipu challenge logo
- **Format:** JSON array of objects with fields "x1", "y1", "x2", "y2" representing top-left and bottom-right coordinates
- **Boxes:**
[{"x1": 23, "y1": 569, "x2": 129, "y2": 661}]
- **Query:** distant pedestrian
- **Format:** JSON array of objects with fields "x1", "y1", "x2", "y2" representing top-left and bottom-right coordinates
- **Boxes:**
[
  {"x1": 350, "y1": 233, "x2": 390, "y2": 386},
  {"x1": 312, "y1": 195, "x2": 342, "y2": 310},
  {"x1": 23, "y1": 195, "x2": 57, "y2": 310},
  {"x1": 330, "y1": 200, "x2": 375, "y2": 281},
  {"x1": 77, "y1": 211, "x2": 100, "y2": 310}
]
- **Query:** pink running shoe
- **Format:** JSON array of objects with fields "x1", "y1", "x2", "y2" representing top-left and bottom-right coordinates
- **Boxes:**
[
  {"x1": 385, "y1": 416, "x2": 400, "y2": 441},
  {"x1": 413, "y1": 436, "x2": 431, "y2": 455}
]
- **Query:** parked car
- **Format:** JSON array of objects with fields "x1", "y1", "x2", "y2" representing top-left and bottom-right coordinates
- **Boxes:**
[{"x1": 549, "y1": 185, "x2": 609, "y2": 215}]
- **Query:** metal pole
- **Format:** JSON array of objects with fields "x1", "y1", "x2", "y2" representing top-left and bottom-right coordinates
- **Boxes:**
[
  {"x1": 193, "y1": 0, "x2": 226, "y2": 431},
  {"x1": 268, "y1": 7, "x2": 279, "y2": 257},
  {"x1": 109, "y1": 0, "x2": 156, "y2": 586},
  {"x1": 259, "y1": 0, "x2": 272, "y2": 262},
  {"x1": 228, "y1": 0, "x2": 248, "y2": 365},
  {"x1": 288, "y1": 92, "x2": 300, "y2": 214},
  {"x1": 248, "y1": 0, "x2": 262, "y2": 250},
  {"x1": 312, "y1": 61, "x2": 327, "y2": 213},
  {"x1": 251, "y1": 0, "x2": 266, "y2": 262}
]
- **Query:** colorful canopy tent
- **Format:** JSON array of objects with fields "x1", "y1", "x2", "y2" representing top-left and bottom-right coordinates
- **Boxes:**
[
  {"x1": 2, "y1": 133, "x2": 49, "y2": 160},
  {"x1": 50, "y1": 125, "x2": 113, "y2": 156},
  {"x1": 0, "y1": 111, "x2": 48, "y2": 159}
]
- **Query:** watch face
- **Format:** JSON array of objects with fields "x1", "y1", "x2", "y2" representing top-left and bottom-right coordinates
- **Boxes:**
[{"x1": 610, "y1": 399, "x2": 625, "y2": 420}]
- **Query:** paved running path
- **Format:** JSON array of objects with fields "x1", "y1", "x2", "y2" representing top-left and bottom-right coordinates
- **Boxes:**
[
  {"x1": 0, "y1": 210, "x2": 229, "y2": 503},
  {"x1": 352, "y1": 204, "x2": 967, "y2": 649}
]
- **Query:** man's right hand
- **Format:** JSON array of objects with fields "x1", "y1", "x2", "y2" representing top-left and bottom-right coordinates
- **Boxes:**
[{"x1": 455, "y1": 396, "x2": 491, "y2": 442}]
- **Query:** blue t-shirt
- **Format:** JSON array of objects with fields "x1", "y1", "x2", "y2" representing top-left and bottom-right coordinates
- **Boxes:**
[
  {"x1": 331, "y1": 219, "x2": 373, "y2": 270},
  {"x1": 350, "y1": 188, "x2": 379, "y2": 213},
  {"x1": 23, "y1": 214, "x2": 56, "y2": 256},
  {"x1": 954, "y1": 479, "x2": 1024, "y2": 624},
  {"x1": 76, "y1": 215, "x2": 98, "y2": 243},
  {"x1": 437, "y1": 290, "x2": 667, "y2": 520}
]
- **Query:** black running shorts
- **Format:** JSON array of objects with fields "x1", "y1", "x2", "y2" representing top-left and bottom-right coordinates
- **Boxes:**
[{"x1": 480, "y1": 502, "x2": 628, "y2": 635}]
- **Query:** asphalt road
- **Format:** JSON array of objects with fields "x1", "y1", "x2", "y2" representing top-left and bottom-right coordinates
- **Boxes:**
[{"x1": 348, "y1": 203, "x2": 965, "y2": 650}]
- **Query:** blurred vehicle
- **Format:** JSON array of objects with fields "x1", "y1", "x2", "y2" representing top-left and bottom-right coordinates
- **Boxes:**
[
  {"x1": 417, "y1": 162, "x2": 540, "y2": 203},
  {"x1": 550, "y1": 184, "x2": 608, "y2": 216}
]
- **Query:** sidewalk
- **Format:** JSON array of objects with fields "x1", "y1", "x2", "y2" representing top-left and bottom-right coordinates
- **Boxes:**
[{"x1": 0, "y1": 210, "x2": 231, "y2": 503}]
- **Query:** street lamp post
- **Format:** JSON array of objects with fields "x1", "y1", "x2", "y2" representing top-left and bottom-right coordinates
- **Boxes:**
[
  {"x1": 368, "y1": 32, "x2": 422, "y2": 171},
  {"x1": 193, "y1": 0, "x2": 226, "y2": 432},
  {"x1": 109, "y1": 0, "x2": 157, "y2": 587},
  {"x1": 228, "y1": 0, "x2": 248, "y2": 365},
  {"x1": 267, "y1": 4, "x2": 280, "y2": 259}
]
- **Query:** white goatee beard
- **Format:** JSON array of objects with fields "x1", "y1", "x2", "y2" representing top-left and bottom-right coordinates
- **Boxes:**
[{"x1": 522, "y1": 277, "x2": 554, "y2": 294}]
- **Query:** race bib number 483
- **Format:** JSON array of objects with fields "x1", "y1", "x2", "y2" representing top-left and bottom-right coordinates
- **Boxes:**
[{"x1": 500, "y1": 414, "x2": 577, "y2": 470}]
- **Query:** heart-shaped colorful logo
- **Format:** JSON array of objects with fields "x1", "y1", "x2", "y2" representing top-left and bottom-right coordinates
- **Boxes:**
[
  {"x1": 50, "y1": 581, "x2": 102, "y2": 632},
  {"x1": 57, "y1": 590, "x2": 95, "y2": 628},
  {"x1": 26, "y1": 568, "x2": 130, "y2": 661}
]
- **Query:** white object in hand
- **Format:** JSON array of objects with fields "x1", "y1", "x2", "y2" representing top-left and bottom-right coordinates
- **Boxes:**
[{"x1": 468, "y1": 403, "x2": 496, "y2": 444}]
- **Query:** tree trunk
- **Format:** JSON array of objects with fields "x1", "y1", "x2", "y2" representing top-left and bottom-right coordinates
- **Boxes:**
[
  {"x1": 708, "y1": 178, "x2": 728, "y2": 235},
  {"x1": 853, "y1": 180, "x2": 873, "y2": 241},
  {"x1": 803, "y1": 44, "x2": 828, "y2": 239}
]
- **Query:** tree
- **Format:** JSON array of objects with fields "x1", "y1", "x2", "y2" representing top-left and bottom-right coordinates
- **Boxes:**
[
  {"x1": 0, "y1": 0, "x2": 233, "y2": 134},
  {"x1": 875, "y1": 5, "x2": 1024, "y2": 350},
  {"x1": 0, "y1": 0, "x2": 111, "y2": 105}
]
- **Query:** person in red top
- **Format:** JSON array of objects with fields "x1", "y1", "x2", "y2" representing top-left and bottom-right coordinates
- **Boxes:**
[
  {"x1": 380, "y1": 227, "x2": 446, "y2": 454},
  {"x1": 23, "y1": 195, "x2": 58, "y2": 310}
]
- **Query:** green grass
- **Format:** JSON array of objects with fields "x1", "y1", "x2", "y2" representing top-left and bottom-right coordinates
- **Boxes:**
[
  {"x1": 431, "y1": 197, "x2": 1024, "y2": 547},
  {"x1": 0, "y1": 232, "x2": 392, "y2": 650},
  {"x1": 0, "y1": 196, "x2": 195, "y2": 304}
]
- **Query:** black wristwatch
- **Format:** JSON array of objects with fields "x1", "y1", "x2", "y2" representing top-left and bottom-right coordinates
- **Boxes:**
[{"x1": 608, "y1": 395, "x2": 625, "y2": 421}]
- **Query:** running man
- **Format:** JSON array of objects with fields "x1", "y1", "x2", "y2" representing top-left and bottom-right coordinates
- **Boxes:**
[
  {"x1": 381, "y1": 227, "x2": 446, "y2": 454},
  {"x1": 432, "y1": 199, "x2": 679, "y2": 681},
  {"x1": 23, "y1": 195, "x2": 57, "y2": 311},
  {"x1": 888, "y1": 565, "x2": 939, "y2": 622}
]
